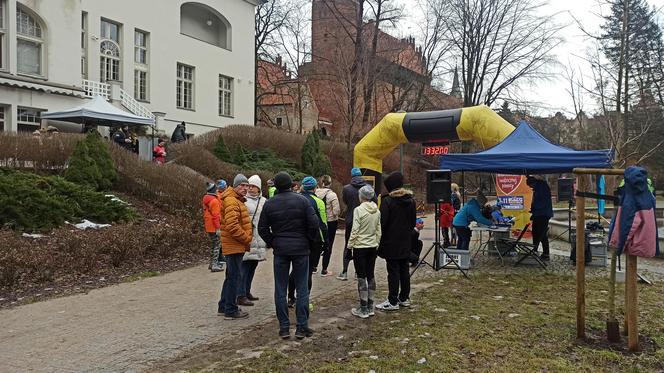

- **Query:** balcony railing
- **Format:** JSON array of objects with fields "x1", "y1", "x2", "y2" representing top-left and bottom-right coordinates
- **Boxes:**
[
  {"x1": 81, "y1": 79, "x2": 110, "y2": 99},
  {"x1": 120, "y1": 88, "x2": 155, "y2": 119}
]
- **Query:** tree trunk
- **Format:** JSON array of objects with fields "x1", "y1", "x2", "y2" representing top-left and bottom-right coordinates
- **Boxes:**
[{"x1": 361, "y1": 0, "x2": 383, "y2": 129}]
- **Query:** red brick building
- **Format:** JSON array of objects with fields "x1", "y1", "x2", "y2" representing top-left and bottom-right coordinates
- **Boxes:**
[{"x1": 258, "y1": 0, "x2": 461, "y2": 140}]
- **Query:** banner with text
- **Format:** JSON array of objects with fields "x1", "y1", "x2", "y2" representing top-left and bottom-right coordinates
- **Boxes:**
[{"x1": 496, "y1": 174, "x2": 533, "y2": 236}]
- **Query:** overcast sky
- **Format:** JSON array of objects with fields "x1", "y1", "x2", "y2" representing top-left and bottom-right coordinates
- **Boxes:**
[{"x1": 396, "y1": 0, "x2": 664, "y2": 117}]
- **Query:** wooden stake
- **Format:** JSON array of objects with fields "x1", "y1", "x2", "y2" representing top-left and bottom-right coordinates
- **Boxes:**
[
  {"x1": 576, "y1": 175, "x2": 588, "y2": 339},
  {"x1": 626, "y1": 254, "x2": 639, "y2": 351}
]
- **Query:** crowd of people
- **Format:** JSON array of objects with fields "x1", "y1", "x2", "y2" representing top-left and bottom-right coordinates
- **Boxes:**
[{"x1": 202, "y1": 168, "x2": 421, "y2": 339}]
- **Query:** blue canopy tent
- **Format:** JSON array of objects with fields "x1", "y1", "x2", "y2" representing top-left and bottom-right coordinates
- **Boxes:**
[{"x1": 439, "y1": 121, "x2": 614, "y2": 174}]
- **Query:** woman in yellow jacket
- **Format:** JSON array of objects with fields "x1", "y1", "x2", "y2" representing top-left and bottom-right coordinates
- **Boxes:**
[
  {"x1": 217, "y1": 174, "x2": 253, "y2": 319},
  {"x1": 347, "y1": 185, "x2": 381, "y2": 319}
]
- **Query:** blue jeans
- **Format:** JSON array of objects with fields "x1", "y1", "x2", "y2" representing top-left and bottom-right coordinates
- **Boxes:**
[
  {"x1": 218, "y1": 253, "x2": 243, "y2": 315},
  {"x1": 274, "y1": 255, "x2": 309, "y2": 331},
  {"x1": 239, "y1": 260, "x2": 259, "y2": 297}
]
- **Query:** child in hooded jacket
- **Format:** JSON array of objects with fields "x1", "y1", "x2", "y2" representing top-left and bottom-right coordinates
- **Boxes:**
[{"x1": 348, "y1": 185, "x2": 381, "y2": 319}]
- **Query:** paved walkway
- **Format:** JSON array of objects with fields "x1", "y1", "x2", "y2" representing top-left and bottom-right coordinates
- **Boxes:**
[{"x1": 2, "y1": 218, "x2": 661, "y2": 372}]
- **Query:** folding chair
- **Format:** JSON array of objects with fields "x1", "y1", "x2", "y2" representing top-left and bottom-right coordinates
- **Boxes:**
[{"x1": 498, "y1": 224, "x2": 547, "y2": 269}]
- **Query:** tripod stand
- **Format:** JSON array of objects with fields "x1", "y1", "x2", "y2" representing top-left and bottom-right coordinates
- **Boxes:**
[
  {"x1": 550, "y1": 198, "x2": 574, "y2": 244},
  {"x1": 410, "y1": 201, "x2": 470, "y2": 279}
]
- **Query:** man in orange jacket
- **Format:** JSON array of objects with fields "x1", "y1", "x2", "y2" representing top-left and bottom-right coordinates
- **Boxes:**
[
  {"x1": 203, "y1": 182, "x2": 224, "y2": 272},
  {"x1": 218, "y1": 174, "x2": 253, "y2": 319}
]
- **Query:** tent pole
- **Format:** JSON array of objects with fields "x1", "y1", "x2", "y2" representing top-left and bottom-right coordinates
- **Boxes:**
[{"x1": 461, "y1": 171, "x2": 466, "y2": 203}]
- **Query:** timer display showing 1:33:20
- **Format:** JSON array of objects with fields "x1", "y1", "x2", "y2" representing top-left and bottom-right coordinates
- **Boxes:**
[{"x1": 421, "y1": 145, "x2": 450, "y2": 155}]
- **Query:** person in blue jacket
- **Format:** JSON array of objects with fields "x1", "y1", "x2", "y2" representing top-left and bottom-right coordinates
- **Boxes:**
[
  {"x1": 526, "y1": 176, "x2": 554, "y2": 261},
  {"x1": 452, "y1": 196, "x2": 494, "y2": 251}
]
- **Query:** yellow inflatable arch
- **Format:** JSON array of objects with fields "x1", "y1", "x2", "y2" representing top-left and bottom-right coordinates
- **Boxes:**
[{"x1": 354, "y1": 105, "x2": 515, "y2": 187}]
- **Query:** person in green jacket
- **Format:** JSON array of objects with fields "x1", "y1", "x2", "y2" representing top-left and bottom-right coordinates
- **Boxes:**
[
  {"x1": 267, "y1": 179, "x2": 277, "y2": 198},
  {"x1": 288, "y1": 176, "x2": 328, "y2": 308}
]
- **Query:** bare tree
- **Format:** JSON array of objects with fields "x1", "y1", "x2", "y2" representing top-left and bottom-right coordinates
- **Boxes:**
[{"x1": 440, "y1": 0, "x2": 563, "y2": 106}]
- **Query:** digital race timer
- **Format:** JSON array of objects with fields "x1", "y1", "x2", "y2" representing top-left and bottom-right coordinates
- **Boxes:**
[{"x1": 421, "y1": 141, "x2": 450, "y2": 156}]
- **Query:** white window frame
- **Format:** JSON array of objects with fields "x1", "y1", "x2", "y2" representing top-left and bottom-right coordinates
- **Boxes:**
[
  {"x1": 100, "y1": 19, "x2": 120, "y2": 43},
  {"x1": 134, "y1": 29, "x2": 149, "y2": 101},
  {"x1": 0, "y1": 0, "x2": 6, "y2": 71},
  {"x1": 177, "y1": 63, "x2": 195, "y2": 110},
  {"x1": 16, "y1": 6, "x2": 45, "y2": 77},
  {"x1": 0, "y1": 106, "x2": 5, "y2": 131},
  {"x1": 81, "y1": 12, "x2": 88, "y2": 78},
  {"x1": 218, "y1": 75, "x2": 233, "y2": 117},
  {"x1": 100, "y1": 40, "x2": 121, "y2": 82},
  {"x1": 17, "y1": 107, "x2": 41, "y2": 132}
]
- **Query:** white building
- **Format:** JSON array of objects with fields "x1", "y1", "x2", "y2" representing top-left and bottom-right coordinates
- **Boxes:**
[{"x1": 0, "y1": 0, "x2": 258, "y2": 136}]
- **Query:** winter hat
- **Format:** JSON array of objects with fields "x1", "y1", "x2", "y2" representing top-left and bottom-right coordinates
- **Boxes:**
[
  {"x1": 248, "y1": 175, "x2": 262, "y2": 190},
  {"x1": 302, "y1": 176, "x2": 317, "y2": 191},
  {"x1": 267, "y1": 179, "x2": 274, "y2": 187},
  {"x1": 217, "y1": 179, "x2": 227, "y2": 190},
  {"x1": 233, "y1": 174, "x2": 249, "y2": 188},
  {"x1": 351, "y1": 167, "x2": 362, "y2": 177},
  {"x1": 274, "y1": 172, "x2": 293, "y2": 191},
  {"x1": 206, "y1": 182, "x2": 217, "y2": 193},
  {"x1": 384, "y1": 171, "x2": 404, "y2": 192},
  {"x1": 359, "y1": 185, "x2": 375, "y2": 201}
]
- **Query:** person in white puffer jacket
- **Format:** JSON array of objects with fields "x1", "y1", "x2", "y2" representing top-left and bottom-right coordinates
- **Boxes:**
[{"x1": 238, "y1": 175, "x2": 268, "y2": 305}]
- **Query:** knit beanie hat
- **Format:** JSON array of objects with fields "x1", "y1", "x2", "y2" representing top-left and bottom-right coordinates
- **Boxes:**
[
  {"x1": 302, "y1": 176, "x2": 317, "y2": 191},
  {"x1": 233, "y1": 174, "x2": 249, "y2": 188},
  {"x1": 248, "y1": 175, "x2": 262, "y2": 190},
  {"x1": 351, "y1": 167, "x2": 362, "y2": 177},
  {"x1": 206, "y1": 182, "x2": 217, "y2": 193},
  {"x1": 359, "y1": 185, "x2": 375, "y2": 201},
  {"x1": 274, "y1": 172, "x2": 293, "y2": 191},
  {"x1": 217, "y1": 179, "x2": 227, "y2": 190},
  {"x1": 384, "y1": 171, "x2": 404, "y2": 192}
]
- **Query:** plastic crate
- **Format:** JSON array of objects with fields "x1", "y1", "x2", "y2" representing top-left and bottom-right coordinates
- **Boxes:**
[
  {"x1": 588, "y1": 255, "x2": 608, "y2": 267},
  {"x1": 437, "y1": 248, "x2": 471, "y2": 270}
]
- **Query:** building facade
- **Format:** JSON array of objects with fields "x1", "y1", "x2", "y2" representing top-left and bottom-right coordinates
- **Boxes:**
[{"x1": 0, "y1": 0, "x2": 257, "y2": 136}]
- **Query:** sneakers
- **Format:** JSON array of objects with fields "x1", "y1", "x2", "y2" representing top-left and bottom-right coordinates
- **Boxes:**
[
  {"x1": 312, "y1": 267, "x2": 318, "y2": 274},
  {"x1": 368, "y1": 307, "x2": 375, "y2": 317},
  {"x1": 376, "y1": 300, "x2": 399, "y2": 311},
  {"x1": 288, "y1": 298, "x2": 296, "y2": 308},
  {"x1": 279, "y1": 329, "x2": 290, "y2": 339},
  {"x1": 295, "y1": 327, "x2": 314, "y2": 339},
  {"x1": 540, "y1": 254, "x2": 550, "y2": 261},
  {"x1": 320, "y1": 270, "x2": 332, "y2": 277},
  {"x1": 336, "y1": 272, "x2": 348, "y2": 281},
  {"x1": 210, "y1": 264, "x2": 223, "y2": 272},
  {"x1": 351, "y1": 307, "x2": 369, "y2": 319},
  {"x1": 399, "y1": 298, "x2": 412, "y2": 308},
  {"x1": 224, "y1": 310, "x2": 249, "y2": 320},
  {"x1": 247, "y1": 293, "x2": 259, "y2": 301},
  {"x1": 237, "y1": 296, "x2": 254, "y2": 306}
]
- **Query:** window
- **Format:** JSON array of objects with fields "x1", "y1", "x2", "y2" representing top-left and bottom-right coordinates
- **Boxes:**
[
  {"x1": 180, "y1": 2, "x2": 232, "y2": 50},
  {"x1": 0, "y1": 0, "x2": 5, "y2": 70},
  {"x1": 81, "y1": 12, "x2": 88, "y2": 78},
  {"x1": 218, "y1": 75, "x2": 233, "y2": 117},
  {"x1": 17, "y1": 108, "x2": 41, "y2": 132},
  {"x1": 16, "y1": 6, "x2": 45, "y2": 76},
  {"x1": 276, "y1": 117, "x2": 283, "y2": 127},
  {"x1": 100, "y1": 40, "x2": 120, "y2": 82},
  {"x1": 0, "y1": 106, "x2": 5, "y2": 131},
  {"x1": 133, "y1": 30, "x2": 149, "y2": 101},
  {"x1": 100, "y1": 19, "x2": 121, "y2": 82},
  {"x1": 176, "y1": 63, "x2": 194, "y2": 110},
  {"x1": 134, "y1": 70, "x2": 147, "y2": 101}
]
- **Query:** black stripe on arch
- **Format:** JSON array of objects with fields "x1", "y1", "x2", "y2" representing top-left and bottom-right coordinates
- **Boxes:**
[{"x1": 401, "y1": 109, "x2": 463, "y2": 143}]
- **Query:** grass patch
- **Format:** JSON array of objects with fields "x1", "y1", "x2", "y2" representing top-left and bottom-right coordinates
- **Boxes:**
[
  {"x1": 180, "y1": 272, "x2": 664, "y2": 372},
  {"x1": 123, "y1": 271, "x2": 161, "y2": 283}
]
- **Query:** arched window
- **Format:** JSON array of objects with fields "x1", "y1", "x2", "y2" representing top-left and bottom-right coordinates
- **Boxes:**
[
  {"x1": 180, "y1": 2, "x2": 231, "y2": 50},
  {"x1": 100, "y1": 40, "x2": 120, "y2": 82},
  {"x1": 16, "y1": 6, "x2": 45, "y2": 76}
]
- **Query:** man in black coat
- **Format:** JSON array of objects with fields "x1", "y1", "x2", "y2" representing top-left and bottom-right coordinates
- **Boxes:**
[
  {"x1": 337, "y1": 167, "x2": 367, "y2": 280},
  {"x1": 376, "y1": 171, "x2": 417, "y2": 311},
  {"x1": 170, "y1": 121, "x2": 187, "y2": 143},
  {"x1": 258, "y1": 172, "x2": 319, "y2": 340}
]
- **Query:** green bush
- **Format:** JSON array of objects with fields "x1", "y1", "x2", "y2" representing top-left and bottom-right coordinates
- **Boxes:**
[
  {"x1": 0, "y1": 170, "x2": 137, "y2": 232},
  {"x1": 301, "y1": 130, "x2": 331, "y2": 177},
  {"x1": 64, "y1": 133, "x2": 117, "y2": 191},
  {"x1": 212, "y1": 135, "x2": 232, "y2": 162}
]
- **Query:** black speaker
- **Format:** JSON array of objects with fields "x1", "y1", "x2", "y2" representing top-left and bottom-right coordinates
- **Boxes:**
[
  {"x1": 558, "y1": 178, "x2": 574, "y2": 202},
  {"x1": 426, "y1": 170, "x2": 452, "y2": 203}
]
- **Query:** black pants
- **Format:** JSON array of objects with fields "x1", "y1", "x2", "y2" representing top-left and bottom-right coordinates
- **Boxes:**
[
  {"x1": 321, "y1": 220, "x2": 338, "y2": 271},
  {"x1": 288, "y1": 244, "x2": 322, "y2": 300},
  {"x1": 442, "y1": 227, "x2": 451, "y2": 247},
  {"x1": 454, "y1": 226, "x2": 472, "y2": 251},
  {"x1": 386, "y1": 258, "x2": 410, "y2": 306},
  {"x1": 409, "y1": 240, "x2": 423, "y2": 266},
  {"x1": 342, "y1": 224, "x2": 352, "y2": 274},
  {"x1": 531, "y1": 216, "x2": 550, "y2": 256},
  {"x1": 353, "y1": 248, "x2": 377, "y2": 281}
]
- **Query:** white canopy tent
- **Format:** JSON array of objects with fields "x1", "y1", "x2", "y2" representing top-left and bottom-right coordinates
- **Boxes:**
[{"x1": 41, "y1": 95, "x2": 155, "y2": 127}]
